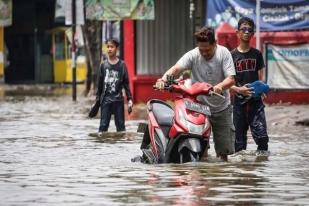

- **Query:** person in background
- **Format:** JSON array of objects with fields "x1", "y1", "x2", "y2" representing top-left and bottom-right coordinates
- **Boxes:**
[
  {"x1": 96, "y1": 38, "x2": 133, "y2": 132},
  {"x1": 230, "y1": 17, "x2": 269, "y2": 155},
  {"x1": 155, "y1": 27, "x2": 236, "y2": 161}
]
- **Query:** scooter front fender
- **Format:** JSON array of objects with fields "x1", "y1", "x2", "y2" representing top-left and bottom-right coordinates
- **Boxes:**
[{"x1": 177, "y1": 138, "x2": 202, "y2": 153}]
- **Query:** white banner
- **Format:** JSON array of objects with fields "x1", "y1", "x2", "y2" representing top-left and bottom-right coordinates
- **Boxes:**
[
  {"x1": 0, "y1": 0, "x2": 12, "y2": 26},
  {"x1": 0, "y1": 51, "x2": 3, "y2": 64},
  {"x1": 266, "y1": 43, "x2": 309, "y2": 89},
  {"x1": 65, "y1": 0, "x2": 85, "y2": 25},
  {"x1": 86, "y1": 0, "x2": 155, "y2": 20},
  {"x1": 55, "y1": 0, "x2": 84, "y2": 25}
]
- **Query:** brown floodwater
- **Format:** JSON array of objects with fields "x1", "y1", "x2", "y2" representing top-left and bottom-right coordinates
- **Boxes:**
[{"x1": 0, "y1": 85, "x2": 309, "y2": 205}]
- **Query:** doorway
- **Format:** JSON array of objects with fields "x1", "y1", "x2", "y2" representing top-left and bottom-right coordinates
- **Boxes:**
[{"x1": 4, "y1": 0, "x2": 55, "y2": 83}]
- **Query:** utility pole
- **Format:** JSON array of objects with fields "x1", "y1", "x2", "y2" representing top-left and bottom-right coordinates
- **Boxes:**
[
  {"x1": 72, "y1": 0, "x2": 77, "y2": 101},
  {"x1": 256, "y1": 0, "x2": 261, "y2": 50}
]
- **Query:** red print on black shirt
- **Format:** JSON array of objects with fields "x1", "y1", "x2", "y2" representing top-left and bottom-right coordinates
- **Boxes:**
[{"x1": 235, "y1": 58, "x2": 256, "y2": 72}]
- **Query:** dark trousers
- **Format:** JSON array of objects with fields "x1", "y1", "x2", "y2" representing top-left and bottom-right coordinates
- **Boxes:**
[
  {"x1": 99, "y1": 100, "x2": 125, "y2": 132},
  {"x1": 233, "y1": 98, "x2": 269, "y2": 152}
]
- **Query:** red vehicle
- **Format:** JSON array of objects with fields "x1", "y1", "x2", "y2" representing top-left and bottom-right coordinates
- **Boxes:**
[{"x1": 138, "y1": 76, "x2": 224, "y2": 163}]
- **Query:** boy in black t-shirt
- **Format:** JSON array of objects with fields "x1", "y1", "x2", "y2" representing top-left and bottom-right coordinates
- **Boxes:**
[
  {"x1": 231, "y1": 17, "x2": 269, "y2": 154},
  {"x1": 96, "y1": 39, "x2": 133, "y2": 132}
]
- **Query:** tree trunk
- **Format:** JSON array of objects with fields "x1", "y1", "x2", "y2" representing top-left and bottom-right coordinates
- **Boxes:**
[{"x1": 82, "y1": 20, "x2": 102, "y2": 96}]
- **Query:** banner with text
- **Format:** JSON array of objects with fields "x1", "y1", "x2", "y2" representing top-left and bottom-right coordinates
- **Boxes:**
[
  {"x1": 206, "y1": 0, "x2": 309, "y2": 31},
  {"x1": 266, "y1": 43, "x2": 309, "y2": 89},
  {"x1": 86, "y1": 0, "x2": 154, "y2": 20}
]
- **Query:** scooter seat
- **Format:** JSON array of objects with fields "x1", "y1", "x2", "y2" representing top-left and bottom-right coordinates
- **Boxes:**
[{"x1": 152, "y1": 102, "x2": 174, "y2": 127}]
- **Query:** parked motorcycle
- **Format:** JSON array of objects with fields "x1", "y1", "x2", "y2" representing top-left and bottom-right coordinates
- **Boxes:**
[{"x1": 137, "y1": 76, "x2": 224, "y2": 164}]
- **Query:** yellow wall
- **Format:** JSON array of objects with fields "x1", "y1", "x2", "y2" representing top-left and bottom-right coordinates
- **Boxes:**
[
  {"x1": 53, "y1": 59, "x2": 87, "y2": 83},
  {"x1": 0, "y1": 27, "x2": 4, "y2": 77},
  {"x1": 52, "y1": 30, "x2": 87, "y2": 83}
]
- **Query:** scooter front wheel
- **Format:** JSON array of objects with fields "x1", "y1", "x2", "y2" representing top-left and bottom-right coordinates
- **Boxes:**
[{"x1": 179, "y1": 148, "x2": 200, "y2": 163}]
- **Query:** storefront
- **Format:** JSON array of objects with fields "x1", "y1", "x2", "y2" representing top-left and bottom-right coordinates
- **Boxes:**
[
  {"x1": 3, "y1": 0, "x2": 87, "y2": 83},
  {"x1": 4, "y1": 0, "x2": 55, "y2": 83}
]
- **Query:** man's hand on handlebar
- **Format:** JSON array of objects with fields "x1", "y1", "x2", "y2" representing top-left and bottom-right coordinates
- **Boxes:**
[
  {"x1": 154, "y1": 78, "x2": 165, "y2": 90},
  {"x1": 154, "y1": 75, "x2": 181, "y2": 90},
  {"x1": 213, "y1": 85, "x2": 223, "y2": 94},
  {"x1": 210, "y1": 85, "x2": 225, "y2": 99}
]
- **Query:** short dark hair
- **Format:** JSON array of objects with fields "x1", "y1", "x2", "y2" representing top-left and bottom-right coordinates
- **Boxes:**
[
  {"x1": 238, "y1": 17, "x2": 255, "y2": 30},
  {"x1": 194, "y1": 27, "x2": 216, "y2": 44},
  {"x1": 106, "y1": 38, "x2": 120, "y2": 48}
]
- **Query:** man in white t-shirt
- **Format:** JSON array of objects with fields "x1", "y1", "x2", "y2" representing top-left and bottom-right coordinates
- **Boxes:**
[{"x1": 155, "y1": 27, "x2": 236, "y2": 161}]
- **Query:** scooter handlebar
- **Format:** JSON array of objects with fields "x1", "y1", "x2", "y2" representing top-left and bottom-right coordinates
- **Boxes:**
[
  {"x1": 153, "y1": 84, "x2": 173, "y2": 91},
  {"x1": 153, "y1": 77, "x2": 225, "y2": 99},
  {"x1": 153, "y1": 75, "x2": 178, "y2": 91},
  {"x1": 208, "y1": 90, "x2": 225, "y2": 99}
]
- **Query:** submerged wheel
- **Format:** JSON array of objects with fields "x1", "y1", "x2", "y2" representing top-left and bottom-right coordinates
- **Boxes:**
[{"x1": 179, "y1": 148, "x2": 200, "y2": 163}]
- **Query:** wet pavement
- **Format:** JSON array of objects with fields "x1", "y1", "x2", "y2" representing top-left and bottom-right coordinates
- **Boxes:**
[{"x1": 0, "y1": 84, "x2": 309, "y2": 205}]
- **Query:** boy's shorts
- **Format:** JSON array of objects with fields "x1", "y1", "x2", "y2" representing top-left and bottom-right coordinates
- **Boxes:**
[{"x1": 209, "y1": 105, "x2": 235, "y2": 156}]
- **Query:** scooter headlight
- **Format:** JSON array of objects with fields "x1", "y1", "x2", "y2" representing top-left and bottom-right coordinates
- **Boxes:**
[
  {"x1": 178, "y1": 109, "x2": 187, "y2": 129},
  {"x1": 187, "y1": 121, "x2": 204, "y2": 135},
  {"x1": 204, "y1": 118, "x2": 210, "y2": 130},
  {"x1": 178, "y1": 110, "x2": 205, "y2": 135}
]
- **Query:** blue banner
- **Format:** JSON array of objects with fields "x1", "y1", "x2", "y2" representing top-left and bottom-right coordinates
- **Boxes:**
[{"x1": 206, "y1": 0, "x2": 309, "y2": 31}]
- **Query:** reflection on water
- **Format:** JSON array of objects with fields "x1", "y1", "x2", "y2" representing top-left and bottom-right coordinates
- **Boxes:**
[{"x1": 0, "y1": 85, "x2": 309, "y2": 205}]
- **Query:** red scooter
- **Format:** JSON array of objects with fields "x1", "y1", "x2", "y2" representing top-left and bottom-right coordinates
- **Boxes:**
[{"x1": 137, "y1": 76, "x2": 224, "y2": 163}]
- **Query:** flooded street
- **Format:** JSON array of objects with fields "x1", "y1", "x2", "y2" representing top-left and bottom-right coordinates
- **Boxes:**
[{"x1": 1, "y1": 85, "x2": 309, "y2": 205}]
